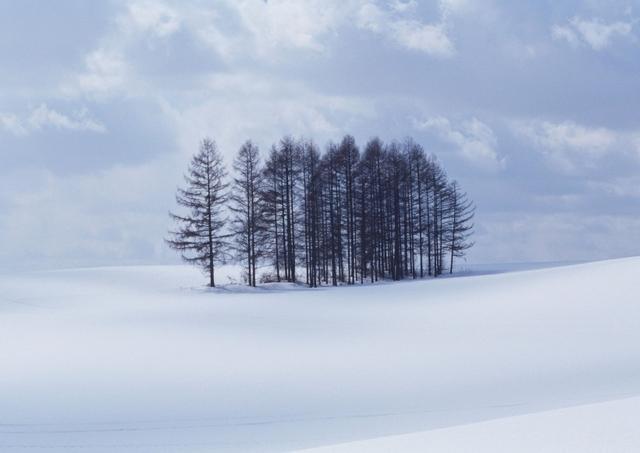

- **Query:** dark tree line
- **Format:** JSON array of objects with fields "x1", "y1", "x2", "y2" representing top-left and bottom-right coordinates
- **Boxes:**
[{"x1": 167, "y1": 135, "x2": 474, "y2": 287}]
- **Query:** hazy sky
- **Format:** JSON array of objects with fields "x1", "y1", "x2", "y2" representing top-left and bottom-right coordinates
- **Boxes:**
[{"x1": 1, "y1": 0, "x2": 639, "y2": 270}]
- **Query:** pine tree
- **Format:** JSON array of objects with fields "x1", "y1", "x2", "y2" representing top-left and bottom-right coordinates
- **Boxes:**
[{"x1": 166, "y1": 138, "x2": 229, "y2": 287}]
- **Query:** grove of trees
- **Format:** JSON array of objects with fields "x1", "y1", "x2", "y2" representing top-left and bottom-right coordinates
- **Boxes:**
[{"x1": 167, "y1": 135, "x2": 474, "y2": 288}]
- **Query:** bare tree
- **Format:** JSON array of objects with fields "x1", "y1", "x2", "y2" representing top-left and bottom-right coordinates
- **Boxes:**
[
  {"x1": 166, "y1": 138, "x2": 229, "y2": 287},
  {"x1": 446, "y1": 181, "x2": 475, "y2": 274},
  {"x1": 168, "y1": 134, "x2": 475, "y2": 288},
  {"x1": 229, "y1": 140, "x2": 265, "y2": 287}
]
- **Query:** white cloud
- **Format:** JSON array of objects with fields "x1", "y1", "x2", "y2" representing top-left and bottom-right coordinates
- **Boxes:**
[
  {"x1": 0, "y1": 113, "x2": 28, "y2": 136},
  {"x1": 551, "y1": 25, "x2": 579, "y2": 46},
  {"x1": 552, "y1": 16, "x2": 634, "y2": 51},
  {"x1": 414, "y1": 116, "x2": 504, "y2": 170},
  {"x1": 512, "y1": 120, "x2": 640, "y2": 173},
  {"x1": 160, "y1": 72, "x2": 375, "y2": 162},
  {"x1": 526, "y1": 120, "x2": 615, "y2": 151},
  {"x1": 233, "y1": 0, "x2": 346, "y2": 54},
  {"x1": 356, "y1": 1, "x2": 456, "y2": 57},
  {"x1": 356, "y1": 2, "x2": 385, "y2": 32},
  {"x1": 389, "y1": 0, "x2": 417, "y2": 13},
  {"x1": 60, "y1": 0, "x2": 177, "y2": 100},
  {"x1": 61, "y1": 0, "x2": 461, "y2": 102},
  {"x1": 140, "y1": 0, "x2": 350, "y2": 60},
  {"x1": 62, "y1": 49, "x2": 128, "y2": 99},
  {"x1": 29, "y1": 104, "x2": 106, "y2": 133},
  {"x1": 229, "y1": 0, "x2": 459, "y2": 57},
  {"x1": 0, "y1": 104, "x2": 106, "y2": 136},
  {"x1": 60, "y1": 0, "x2": 353, "y2": 99},
  {"x1": 572, "y1": 17, "x2": 633, "y2": 50},
  {"x1": 390, "y1": 20, "x2": 454, "y2": 56},
  {"x1": 439, "y1": 0, "x2": 473, "y2": 16},
  {"x1": 126, "y1": 1, "x2": 181, "y2": 38}
]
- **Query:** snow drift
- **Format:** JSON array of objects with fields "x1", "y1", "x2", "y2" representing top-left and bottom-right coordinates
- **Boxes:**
[{"x1": 1, "y1": 258, "x2": 639, "y2": 452}]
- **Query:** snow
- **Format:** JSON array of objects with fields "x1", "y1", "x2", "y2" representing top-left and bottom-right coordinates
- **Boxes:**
[
  {"x1": 303, "y1": 395, "x2": 640, "y2": 452},
  {"x1": 1, "y1": 257, "x2": 639, "y2": 452}
]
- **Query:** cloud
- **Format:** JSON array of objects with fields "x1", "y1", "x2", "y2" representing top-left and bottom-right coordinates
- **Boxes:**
[
  {"x1": 62, "y1": 49, "x2": 128, "y2": 99},
  {"x1": 28, "y1": 104, "x2": 107, "y2": 133},
  {"x1": 356, "y1": 1, "x2": 456, "y2": 56},
  {"x1": 224, "y1": 0, "x2": 459, "y2": 58},
  {"x1": 188, "y1": 0, "x2": 456, "y2": 58},
  {"x1": 414, "y1": 116, "x2": 504, "y2": 170},
  {"x1": 552, "y1": 24, "x2": 580, "y2": 47},
  {"x1": 390, "y1": 20, "x2": 454, "y2": 56},
  {"x1": 123, "y1": 0, "x2": 348, "y2": 59},
  {"x1": 439, "y1": 0, "x2": 475, "y2": 17},
  {"x1": 0, "y1": 113, "x2": 28, "y2": 136},
  {"x1": 138, "y1": 0, "x2": 351, "y2": 57},
  {"x1": 472, "y1": 212, "x2": 640, "y2": 263},
  {"x1": 160, "y1": 72, "x2": 375, "y2": 162},
  {"x1": 60, "y1": 0, "x2": 179, "y2": 100},
  {"x1": 521, "y1": 120, "x2": 615, "y2": 151},
  {"x1": 3, "y1": 0, "x2": 640, "y2": 269},
  {"x1": 514, "y1": 120, "x2": 620, "y2": 172},
  {"x1": 125, "y1": 0, "x2": 181, "y2": 38},
  {"x1": 389, "y1": 0, "x2": 417, "y2": 13},
  {"x1": 59, "y1": 0, "x2": 462, "y2": 102},
  {"x1": 59, "y1": 0, "x2": 352, "y2": 99},
  {"x1": 0, "y1": 157, "x2": 180, "y2": 270},
  {"x1": 552, "y1": 16, "x2": 634, "y2": 51},
  {"x1": 588, "y1": 176, "x2": 640, "y2": 199},
  {"x1": 233, "y1": 0, "x2": 347, "y2": 54},
  {"x1": 355, "y1": 2, "x2": 385, "y2": 32},
  {"x1": 0, "y1": 104, "x2": 106, "y2": 136}
]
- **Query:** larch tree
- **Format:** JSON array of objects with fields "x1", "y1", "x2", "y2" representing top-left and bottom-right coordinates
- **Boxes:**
[
  {"x1": 262, "y1": 137, "x2": 301, "y2": 283},
  {"x1": 229, "y1": 140, "x2": 265, "y2": 287},
  {"x1": 446, "y1": 181, "x2": 475, "y2": 274},
  {"x1": 166, "y1": 138, "x2": 229, "y2": 287},
  {"x1": 168, "y1": 134, "x2": 475, "y2": 288}
]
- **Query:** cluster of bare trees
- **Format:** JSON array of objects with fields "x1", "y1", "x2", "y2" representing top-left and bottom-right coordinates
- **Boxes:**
[{"x1": 167, "y1": 135, "x2": 474, "y2": 288}]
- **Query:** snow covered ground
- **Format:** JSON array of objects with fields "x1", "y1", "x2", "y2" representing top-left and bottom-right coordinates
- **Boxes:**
[
  {"x1": 303, "y1": 395, "x2": 640, "y2": 452},
  {"x1": 1, "y1": 258, "x2": 639, "y2": 452}
]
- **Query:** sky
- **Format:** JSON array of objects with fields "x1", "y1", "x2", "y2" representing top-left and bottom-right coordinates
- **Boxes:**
[{"x1": 1, "y1": 0, "x2": 640, "y2": 271}]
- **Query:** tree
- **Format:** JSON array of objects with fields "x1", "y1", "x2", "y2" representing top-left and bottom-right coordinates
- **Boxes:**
[
  {"x1": 229, "y1": 140, "x2": 265, "y2": 287},
  {"x1": 446, "y1": 181, "x2": 475, "y2": 274},
  {"x1": 338, "y1": 135, "x2": 360, "y2": 284},
  {"x1": 360, "y1": 137, "x2": 386, "y2": 282},
  {"x1": 299, "y1": 139, "x2": 322, "y2": 287},
  {"x1": 428, "y1": 158, "x2": 449, "y2": 276},
  {"x1": 166, "y1": 138, "x2": 229, "y2": 287},
  {"x1": 262, "y1": 136, "x2": 302, "y2": 283},
  {"x1": 406, "y1": 140, "x2": 428, "y2": 278},
  {"x1": 168, "y1": 134, "x2": 474, "y2": 288},
  {"x1": 262, "y1": 146, "x2": 282, "y2": 282}
]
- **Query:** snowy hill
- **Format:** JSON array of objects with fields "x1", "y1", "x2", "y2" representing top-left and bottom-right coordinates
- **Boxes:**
[
  {"x1": 1, "y1": 258, "x2": 639, "y2": 452},
  {"x1": 303, "y1": 396, "x2": 640, "y2": 452}
]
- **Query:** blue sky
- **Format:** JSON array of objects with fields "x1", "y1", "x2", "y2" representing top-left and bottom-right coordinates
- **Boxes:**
[{"x1": 1, "y1": 0, "x2": 639, "y2": 270}]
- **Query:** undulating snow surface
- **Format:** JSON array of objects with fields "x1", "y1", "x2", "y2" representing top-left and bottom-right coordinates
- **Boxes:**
[
  {"x1": 1, "y1": 258, "x2": 639, "y2": 452},
  {"x1": 303, "y1": 395, "x2": 640, "y2": 452}
]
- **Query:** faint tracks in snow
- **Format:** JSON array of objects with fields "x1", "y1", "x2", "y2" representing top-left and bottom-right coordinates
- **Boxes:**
[{"x1": 0, "y1": 296, "x2": 49, "y2": 309}]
